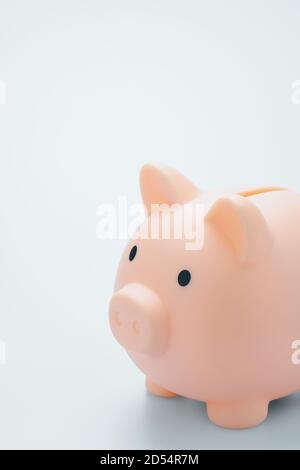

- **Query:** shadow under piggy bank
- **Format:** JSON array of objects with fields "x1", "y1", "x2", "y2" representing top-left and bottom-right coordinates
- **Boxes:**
[{"x1": 139, "y1": 391, "x2": 300, "y2": 450}]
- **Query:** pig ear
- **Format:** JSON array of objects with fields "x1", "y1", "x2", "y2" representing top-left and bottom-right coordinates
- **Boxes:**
[
  {"x1": 140, "y1": 163, "x2": 200, "y2": 212},
  {"x1": 205, "y1": 195, "x2": 272, "y2": 264}
]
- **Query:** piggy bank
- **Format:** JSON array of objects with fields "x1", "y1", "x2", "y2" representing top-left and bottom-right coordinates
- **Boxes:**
[{"x1": 109, "y1": 163, "x2": 300, "y2": 429}]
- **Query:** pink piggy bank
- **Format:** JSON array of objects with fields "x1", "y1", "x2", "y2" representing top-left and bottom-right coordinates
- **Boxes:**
[{"x1": 109, "y1": 163, "x2": 300, "y2": 429}]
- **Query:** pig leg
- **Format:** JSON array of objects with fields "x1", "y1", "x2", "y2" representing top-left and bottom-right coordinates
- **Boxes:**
[
  {"x1": 206, "y1": 399, "x2": 269, "y2": 429},
  {"x1": 146, "y1": 378, "x2": 177, "y2": 398}
]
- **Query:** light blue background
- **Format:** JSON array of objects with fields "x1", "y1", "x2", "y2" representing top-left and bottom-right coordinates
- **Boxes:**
[{"x1": 0, "y1": 0, "x2": 300, "y2": 449}]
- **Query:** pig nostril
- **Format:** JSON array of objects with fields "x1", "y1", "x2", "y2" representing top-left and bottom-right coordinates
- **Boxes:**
[
  {"x1": 114, "y1": 312, "x2": 122, "y2": 327},
  {"x1": 132, "y1": 320, "x2": 140, "y2": 335}
]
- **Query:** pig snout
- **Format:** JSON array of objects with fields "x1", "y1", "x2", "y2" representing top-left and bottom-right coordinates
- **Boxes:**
[{"x1": 109, "y1": 283, "x2": 168, "y2": 355}]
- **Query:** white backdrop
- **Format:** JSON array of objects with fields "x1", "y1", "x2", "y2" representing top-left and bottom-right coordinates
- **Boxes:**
[{"x1": 0, "y1": 0, "x2": 300, "y2": 449}]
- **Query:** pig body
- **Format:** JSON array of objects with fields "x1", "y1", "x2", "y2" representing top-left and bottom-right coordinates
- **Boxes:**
[{"x1": 109, "y1": 164, "x2": 300, "y2": 428}]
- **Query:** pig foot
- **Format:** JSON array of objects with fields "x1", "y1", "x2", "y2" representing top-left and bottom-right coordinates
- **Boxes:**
[
  {"x1": 206, "y1": 399, "x2": 269, "y2": 429},
  {"x1": 146, "y1": 378, "x2": 177, "y2": 398}
]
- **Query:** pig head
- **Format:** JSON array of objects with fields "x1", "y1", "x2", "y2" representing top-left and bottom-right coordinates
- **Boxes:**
[{"x1": 109, "y1": 164, "x2": 273, "y2": 401}]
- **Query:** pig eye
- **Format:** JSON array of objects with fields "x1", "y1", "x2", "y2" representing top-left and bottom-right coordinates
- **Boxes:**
[
  {"x1": 177, "y1": 270, "x2": 191, "y2": 287},
  {"x1": 129, "y1": 245, "x2": 137, "y2": 261}
]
